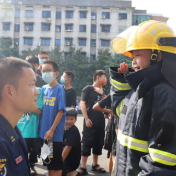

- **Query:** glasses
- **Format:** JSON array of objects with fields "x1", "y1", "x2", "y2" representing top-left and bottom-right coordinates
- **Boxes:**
[{"x1": 41, "y1": 69, "x2": 55, "y2": 73}]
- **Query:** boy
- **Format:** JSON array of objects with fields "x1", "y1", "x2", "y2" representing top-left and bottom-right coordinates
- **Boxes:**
[
  {"x1": 60, "y1": 71, "x2": 76, "y2": 108},
  {"x1": 39, "y1": 60, "x2": 66, "y2": 176},
  {"x1": 17, "y1": 65, "x2": 43, "y2": 174},
  {"x1": 77, "y1": 70, "x2": 107, "y2": 175},
  {"x1": 0, "y1": 57, "x2": 39, "y2": 175},
  {"x1": 111, "y1": 20, "x2": 176, "y2": 175},
  {"x1": 62, "y1": 108, "x2": 81, "y2": 176}
]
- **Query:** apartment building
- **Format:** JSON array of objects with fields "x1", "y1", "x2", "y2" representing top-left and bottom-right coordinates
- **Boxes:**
[{"x1": 0, "y1": 0, "x2": 168, "y2": 59}]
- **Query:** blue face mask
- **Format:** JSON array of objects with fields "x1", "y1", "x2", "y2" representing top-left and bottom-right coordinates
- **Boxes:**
[
  {"x1": 60, "y1": 77, "x2": 67, "y2": 84},
  {"x1": 39, "y1": 59, "x2": 46, "y2": 66},
  {"x1": 42, "y1": 72, "x2": 54, "y2": 84}
]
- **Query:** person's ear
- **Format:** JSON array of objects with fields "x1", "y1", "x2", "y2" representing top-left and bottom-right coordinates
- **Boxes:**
[
  {"x1": 157, "y1": 52, "x2": 163, "y2": 62},
  {"x1": 3, "y1": 84, "x2": 16, "y2": 100},
  {"x1": 54, "y1": 71, "x2": 59, "y2": 77}
]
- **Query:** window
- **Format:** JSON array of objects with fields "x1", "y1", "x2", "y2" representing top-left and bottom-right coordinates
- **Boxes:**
[
  {"x1": 91, "y1": 39, "x2": 96, "y2": 46},
  {"x1": 101, "y1": 25, "x2": 110, "y2": 32},
  {"x1": 91, "y1": 25, "x2": 96, "y2": 33},
  {"x1": 56, "y1": 11, "x2": 61, "y2": 18},
  {"x1": 41, "y1": 38, "x2": 50, "y2": 45},
  {"x1": 65, "y1": 52, "x2": 71, "y2": 57},
  {"x1": 65, "y1": 38, "x2": 72, "y2": 45},
  {"x1": 14, "y1": 38, "x2": 19, "y2": 45},
  {"x1": 91, "y1": 12, "x2": 97, "y2": 19},
  {"x1": 24, "y1": 38, "x2": 33, "y2": 45},
  {"x1": 3, "y1": 23, "x2": 10, "y2": 31},
  {"x1": 80, "y1": 11, "x2": 87, "y2": 18},
  {"x1": 65, "y1": 24, "x2": 73, "y2": 31},
  {"x1": 25, "y1": 10, "x2": 33, "y2": 17},
  {"x1": 15, "y1": 9, "x2": 20, "y2": 17},
  {"x1": 80, "y1": 52, "x2": 86, "y2": 57},
  {"x1": 55, "y1": 25, "x2": 61, "y2": 31},
  {"x1": 118, "y1": 26, "x2": 127, "y2": 33},
  {"x1": 90, "y1": 54, "x2": 96, "y2": 60},
  {"x1": 42, "y1": 24, "x2": 50, "y2": 31},
  {"x1": 66, "y1": 11, "x2": 73, "y2": 18},
  {"x1": 42, "y1": 11, "x2": 51, "y2": 18},
  {"x1": 79, "y1": 38, "x2": 86, "y2": 46},
  {"x1": 119, "y1": 12, "x2": 127, "y2": 19},
  {"x1": 102, "y1": 12, "x2": 110, "y2": 19},
  {"x1": 79, "y1": 25, "x2": 86, "y2": 32},
  {"x1": 14, "y1": 24, "x2": 20, "y2": 31},
  {"x1": 55, "y1": 39, "x2": 61, "y2": 46},
  {"x1": 101, "y1": 40, "x2": 110, "y2": 46},
  {"x1": 3, "y1": 9, "x2": 11, "y2": 17},
  {"x1": 24, "y1": 24, "x2": 33, "y2": 31}
]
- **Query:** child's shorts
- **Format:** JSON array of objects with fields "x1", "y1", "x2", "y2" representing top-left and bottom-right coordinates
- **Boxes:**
[
  {"x1": 62, "y1": 161, "x2": 79, "y2": 176},
  {"x1": 43, "y1": 141, "x2": 63, "y2": 170}
]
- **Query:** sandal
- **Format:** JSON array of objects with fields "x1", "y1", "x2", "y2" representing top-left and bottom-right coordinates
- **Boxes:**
[
  {"x1": 76, "y1": 167, "x2": 88, "y2": 176},
  {"x1": 91, "y1": 164, "x2": 106, "y2": 173}
]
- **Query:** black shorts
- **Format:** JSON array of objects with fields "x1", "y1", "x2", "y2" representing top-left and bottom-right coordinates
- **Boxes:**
[
  {"x1": 43, "y1": 141, "x2": 63, "y2": 170},
  {"x1": 62, "y1": 161, "x2": 78, "y2": 176},
  {"x1": 82, "y1": 126, "x2": 105, "y2": 156}
]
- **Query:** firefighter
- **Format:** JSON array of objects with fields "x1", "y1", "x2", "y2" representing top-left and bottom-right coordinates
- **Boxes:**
[{"x1": 110, "y1": 20, "x2": 176, "y2": 176}]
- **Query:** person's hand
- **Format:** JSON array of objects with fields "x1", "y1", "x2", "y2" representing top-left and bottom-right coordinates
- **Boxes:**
[
  {"x1": 85, "y1": 118, "x2": 93, "y2": 128},
  {"x1": 109, "y1": 110, "x2": 114, "y2": 119},
  {"x1": 44, "y1": 129, "x2": 54, "y2": 140},
  {"x1": 118, "y1": 62, "x2": 129, "y2": 73}
]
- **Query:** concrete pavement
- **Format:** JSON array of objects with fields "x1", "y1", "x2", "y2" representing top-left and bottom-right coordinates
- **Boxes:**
[{"x1": 34, "y1": 115, "x2": 110, "y2": 176}]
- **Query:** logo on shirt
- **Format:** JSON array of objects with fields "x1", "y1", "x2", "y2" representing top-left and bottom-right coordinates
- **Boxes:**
[
  {"x1": 11, "y1": 136, "x2": 15, "y2": 142},
  {"x1": 0, "y1": 157, "x2": 7, "y2": 176},
  {"x1": 44, "y1": 97, "x2": 56, "y2": 106}
]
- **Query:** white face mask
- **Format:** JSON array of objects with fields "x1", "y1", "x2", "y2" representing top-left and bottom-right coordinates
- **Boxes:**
[{"x1": 41, "y1": 143, "x2": 51, "y2": 160}]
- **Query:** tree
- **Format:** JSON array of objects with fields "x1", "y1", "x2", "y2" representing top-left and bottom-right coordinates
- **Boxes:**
[{"x1": 0, "y1": 38, "x2": 19, "y2": 59}]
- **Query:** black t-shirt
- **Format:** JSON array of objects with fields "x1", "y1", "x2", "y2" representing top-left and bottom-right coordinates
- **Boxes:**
[
  {"x1": 36, "y1": 75, "x2": 46, "y2": 88},
  {"x1": 63, "y1": 125, "x2": 81, "y2": 168},
  {"x1": 81, "y1": 85, "x2": 106, "y2": 128},
  {"x1": 64, "y1": 87, "x2": 76, "y2": 107}
]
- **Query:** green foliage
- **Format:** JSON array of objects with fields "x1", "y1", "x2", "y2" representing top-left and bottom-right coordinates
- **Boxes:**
[{"x1": 0, "y1": 38, "x2": 19, "y2": 59}]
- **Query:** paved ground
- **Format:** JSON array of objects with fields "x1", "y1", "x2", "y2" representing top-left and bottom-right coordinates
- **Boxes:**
[{"x1": 34, "y1": 114, "x2": 110, "y2": 176}]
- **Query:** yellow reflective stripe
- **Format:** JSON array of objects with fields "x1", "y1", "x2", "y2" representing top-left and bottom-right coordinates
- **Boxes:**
[
  {"x1": 110, "y1": 78, "x2": 131, "y2": 91},
  {"x1": 118, "y1": 130, "x2": 149, "y2": 153},
  {"x1": 149, "y1": 148, "x2": 176, "y2": 166},
  {"x1": 116, "y1": 99, "x2": 124, "y2": 117}
]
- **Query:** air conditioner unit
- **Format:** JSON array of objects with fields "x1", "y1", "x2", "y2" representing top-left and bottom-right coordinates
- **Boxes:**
[
  {"x1": 15, "y1": 42, "x2": 19, "y2": 45},
  {"x1": 91, "y1": 16, "x2": 95, "y2": 20},
  {"x1": 101, "y1": 15, "x2": 106, "y2": 19},
  {"x1": 47, "y1": 18, "x2": 51, "y2": 21},
  {"x1": 18, "y1": 1, "x2": 22, "y2": 5},
  {"x1": 91, "y1": 45, "x2": 96, "y2": 47},
  {"x1": 65, "y1": 42, "x2": 70, "y2": 46},
  {"x1": 25, "y1": 27, "x2": 29, "y2": 31},
  {"x1": 66, "y1": 29, "x2": 72, "y2": 32},
  {"x1": 37, "y1": 43, "x2": 41, "y2": 46},
  {"x1": 56, "y1": 28, "x2": 60, "y2": 32}
]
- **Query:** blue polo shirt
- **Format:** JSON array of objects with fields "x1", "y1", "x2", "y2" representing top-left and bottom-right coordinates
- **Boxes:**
[
  {"x1": 39, "y1": 84, "x2": 66, "y2": 142},
  {"x1": 0, "y1": 115, "x2": 29, "y2": 176}
]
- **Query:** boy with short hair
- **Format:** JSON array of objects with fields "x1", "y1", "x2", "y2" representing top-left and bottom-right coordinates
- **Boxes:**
[
  {"x1": 39, "y1": 60, "x2": 66, "y2": 176},
  {"x1": 60, "y1": 71, "x2": 76, "y2": 108},
  {"x1": 111, "y1": 20, "x2": 176, "y2": 175},
  {"x1": 62, "y1": 108, "x2": 81, "y2": 176}
]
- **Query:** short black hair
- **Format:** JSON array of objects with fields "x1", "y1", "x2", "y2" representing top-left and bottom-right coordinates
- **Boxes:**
[
  {"x1": 93, "y1": 70, "x2": 107, "y2": 82},
  {"x1": 26, "y1": 55, "x2": 39, "y2": 64},
  {"x1": 0, "y1": 57, "x2": 32, "y2": 101},
  {"x1": 42, "y1": 60, "x2": 59, "y2": 72},
  {"x1": 38, "y1": 51, "x2": 49, "y2": 56},
  {"x1": 66, "y1": 108, "x2": 77, "y2": 118},
  {"x1": 64, "y1": 71, "x2": 74, "y2": 81}
]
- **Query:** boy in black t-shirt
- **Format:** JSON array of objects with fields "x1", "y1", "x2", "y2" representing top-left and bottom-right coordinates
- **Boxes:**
[
  {"x1": 60, "y1": 71, "x2": 76, "y2": 108},
  {"x1": 77, "y1": 70, "x2": 107, "y2": 175},
  {"x1": 62, "y1": 108, "x2": 81, "y2": 176}
]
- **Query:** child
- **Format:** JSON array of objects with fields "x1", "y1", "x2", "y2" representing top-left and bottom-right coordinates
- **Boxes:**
[
  {"x1": 39, "y1": 60, "x2": 66, "y2": 176},
  {"x1": 17, "y1": 65, "x2": 43, "y2": 174},
  {"x1": 60, "y1": 71, "x2": 76, "y2": 108},
  {"x1": 111, "y1": 20, "x2": 176, "y2": 175},
  {"x1": 62, "y1": 108, "x2": 81, "y2": 176}
]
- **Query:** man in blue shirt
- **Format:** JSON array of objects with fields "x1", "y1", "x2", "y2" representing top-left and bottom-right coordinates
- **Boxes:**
[{"x1": 0, "y1": 57, "x2": 39, "y2": 176}]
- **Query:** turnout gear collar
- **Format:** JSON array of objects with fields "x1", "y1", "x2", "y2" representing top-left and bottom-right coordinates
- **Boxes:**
[{"x1": 125, "y1": 62, "x2": 164, "y2": 99}]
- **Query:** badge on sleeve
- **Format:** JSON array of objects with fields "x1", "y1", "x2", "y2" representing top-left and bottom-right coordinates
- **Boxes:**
[
  {"x1": 0, "y1": 156, "x2": 7, "y2": 176},
  {"x1": 15, "y1": 156, "x2": 23, "y2": 164}
]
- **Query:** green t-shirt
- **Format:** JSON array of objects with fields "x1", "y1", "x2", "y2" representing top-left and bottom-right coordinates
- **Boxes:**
[{"x1": 17, "y1": 87, "x2": 43, "y2": 138}]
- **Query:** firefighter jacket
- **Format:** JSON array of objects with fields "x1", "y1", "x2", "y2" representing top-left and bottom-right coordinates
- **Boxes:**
[{"x1": 110, "y1": 63, "x2": 176, "y2": 176}]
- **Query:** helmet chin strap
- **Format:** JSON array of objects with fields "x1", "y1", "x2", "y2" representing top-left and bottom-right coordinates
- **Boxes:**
[{"x1": 150, "y1": 50, "x2": 159, "y2": 65}]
